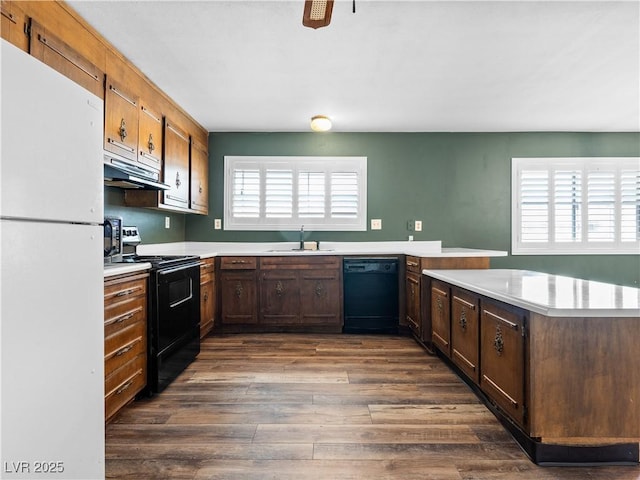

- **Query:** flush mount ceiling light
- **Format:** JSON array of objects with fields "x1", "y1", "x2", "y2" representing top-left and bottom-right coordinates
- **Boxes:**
[
  {"x1": 310, "y1": 115, "x2": 332, "y2": 132},
  {"x1": 302, "y1": 0, "x2": 334, "y2": 29}
]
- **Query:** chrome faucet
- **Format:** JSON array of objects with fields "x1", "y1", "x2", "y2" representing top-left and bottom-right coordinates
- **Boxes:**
[{"x1": 299, "y1": 225, "x2": 304, "y2": 250}]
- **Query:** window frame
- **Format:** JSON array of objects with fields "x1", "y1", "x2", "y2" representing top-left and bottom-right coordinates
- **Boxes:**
[
  {"x1": 511, "y1": 157, "x2": 640, "y2": 255},
  {"x1": 223, "y1": 155, "x2": 368, "y2": 231}
]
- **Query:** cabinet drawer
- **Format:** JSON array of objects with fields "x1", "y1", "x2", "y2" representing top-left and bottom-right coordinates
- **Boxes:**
[
  {"x1": 105, "y1": 355, "x2": 145, "y2": 421},
  {"x1": 200, "y1": 271, "x2": 214, "y2": 285},
  {"x1": 104, "y1": 298, "x2": 146, "y2": 338},
  {"x1": 260, "y1": 256, "x2": 340, "y2": 269},
  {"x1": 406, "y1": 255, "x2": 421, "y2": 273},
  {"x1": 220, "y1": 256, "x2": 257, "y2": 270},
  {"x1": 105, "y1": 334, "x2": 145, "y2": 376},
  {"x1": 104, "y1": 276, "x2": 147, "y2": 304}
]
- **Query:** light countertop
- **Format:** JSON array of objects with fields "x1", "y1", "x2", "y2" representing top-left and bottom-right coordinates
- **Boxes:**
[
  {"x1": 103, "y1": 262, "x2": 151, "y2": 278},
  {"x1": 135, "y1": 241, "x2": 507, "y2": 259},
  {"x1": 422, "y1": 269, "x2": 640, "y2": 318}
]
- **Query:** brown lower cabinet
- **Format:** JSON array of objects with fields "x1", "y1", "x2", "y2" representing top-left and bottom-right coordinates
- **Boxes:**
[
  {"x1": 426, "y1": 274, "x2": 639, "y2": 464},
  {"x1": 218, "y1": 256, "x2": 342, "y2": 332},
  {"x1": 104, "y1": 271, "x2": 148, "y2": 423}
]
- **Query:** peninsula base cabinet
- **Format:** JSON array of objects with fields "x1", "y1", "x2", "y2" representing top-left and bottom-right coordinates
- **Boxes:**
[{"x1": 426, "y1": 275, "x2": 639, "y2": 465}]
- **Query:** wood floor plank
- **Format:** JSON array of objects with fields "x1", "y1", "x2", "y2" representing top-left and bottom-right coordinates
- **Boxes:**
[{"x1": 104, "y1": 333, "x2": 640, "y2": 479}]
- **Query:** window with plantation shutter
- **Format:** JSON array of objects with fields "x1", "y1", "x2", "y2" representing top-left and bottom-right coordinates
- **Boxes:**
[
  {"x1": 224, "y1": 156, "x2": 367, "y2": 231},
  {"x1": 512, "y1": 157, "x2": 640, "y2": 254}
]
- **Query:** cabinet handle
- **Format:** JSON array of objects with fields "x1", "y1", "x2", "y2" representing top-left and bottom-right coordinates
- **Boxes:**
[
  {"x1": 104, "y1": 307, "x2": 142, "y2": 327},
  {"x1": 199, "y1": 182, "x2": 203, "y2": 194},
  {"x1": 235, "y1": 282, "x2": 243, "y2": 298},
  {"x1": 231, "y1": 260, "x2": 247, "y2": 264},
  {"x1": 204, "y1": 292, "x2": 209, "y2": 302},
  {"x1": 141, "y1": 105, "x2": 161, "y2": 123},
  {"x1": 482, "y1": 375, "x2": 518, "y2": 408},
  {"x1": 1, "y1": 7, "x2": 16, "y2": 23},
  {"x1": 115, "y1": 380, "x2": 134, "y2": 396},
  {"x1": 433, "y1": 287, "x2": 448, "y2": 297},
  {"x1": 115, "y1": 344, "x2": 134, "y2": 357},
  {"x1": 407, "y1": 261, "x2": 419, "y2": 267},
  {"x1": 109, "y1": 85, "x2": 137, "y2": 107},
  {"x1": 147, "y1": 133, "x2": 155, "y2": 153},
  {"x1": 118, "y1": 118, "x2": 128, "y2": 142},
  {"x1": 484, "y1": 310, "x2": 518, "y2": 330},
  {"x1": 38, "y1": 33, "x2": 100, "y2": 82},
  {"x1": 115, "y1": 287, "x2": 139, "y2": 297},
  {"x1": 453, "y1": 295, "x2": 475, "y2": 310},
  {"x1": 108, "y1": 138, "x2": 136, "y2": 154},
  {"x1": 175, "y1": 171, "x2": 181, "y2": 188},
  {"x1": 436, "y1": 296, "x2": 443, "y2": 313},
  {"x1": 275, "y1": 280, "x2": 284, "y2": 297},
  {"x1": 166, "y1": 122, "x2": 189, "y2": 142},
  {"x1": 459, "y1": 308, "x2": 467, "y2": 331},
  {"x1": 493, "y1": 325, "x2": 504, "y2": 356},
  {"x1": 315, "y1": 281, "x2": 325, "y2": 297}
]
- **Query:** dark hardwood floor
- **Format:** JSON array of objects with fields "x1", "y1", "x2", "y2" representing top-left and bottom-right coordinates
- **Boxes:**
[{"x1": 106, "y1": 334, "x2": 639, "y2": 479}]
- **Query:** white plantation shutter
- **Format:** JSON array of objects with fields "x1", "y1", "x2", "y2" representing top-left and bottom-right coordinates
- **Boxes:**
[
  {"x1": 512, "y1": 158, "x2": 640, "y2": 254},
  {"x1": 298, "y1": 171, "x2": 325, "y2": 218},
  {"x1": 331, "y1": 172, "x2": 359, "y2": 218},
  {"x1": 225, "y1": 156, "x2": 367, "y2": 231}
]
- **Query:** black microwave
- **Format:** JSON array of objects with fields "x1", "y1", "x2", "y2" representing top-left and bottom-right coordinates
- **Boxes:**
[{"x1": 104, "y1": 216, "x2": 123, "y2": 261}]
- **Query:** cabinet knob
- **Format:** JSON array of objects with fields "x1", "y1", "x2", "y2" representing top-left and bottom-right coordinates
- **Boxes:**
[
  {"x1": 148, "y1": 133, "x2": 155, "y2": 153},
  {"x1": 315, "y1": 281, "x2": 325, "y2": 297},
  {"x1": 235, "y1": 282, "x2": 243, "y2": 298},
  {"x1": 493, "y1": 326, "x2": 504, "y2": 356},
  {"x1": 275, "y1": 280, "x2": 284, "y2": 297},
  {"x1": 118, "y1": 118, "x2": 127, "y2": 141},
  {"x1": 199, "y1": 182, "x2": 203, "y2": 194},
  {"x1": 459, "y1": 308, "x2": 467, "y2": 331},
  {"x1": 175, "y1": 171, "x2": 181, "y2": 188}
]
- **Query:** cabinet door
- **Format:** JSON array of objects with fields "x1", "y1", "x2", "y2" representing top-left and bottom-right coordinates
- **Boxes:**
[
  {"x1": 480, "y1": 300, "x2": 526, "y2": 427},
  {"x1": 29, "y1": 20, "x2": 104, "y2": 99},
  {"x1": 451, "y1": 288, "x2": 480, "y2": 383},
  {"x1": 163, "y1": 119, "x2": 190, "y2": 208},
  {"x1": 1, "y1": 1, "x2": 28, "y2": 52},
  {"x1": 138, "y1": 102, "x2": 163, "y2": 172},
  {"x1": 406, "y1": 272, "x2": 421, "y2": 337},
  {"x1": 431, "y1": 280, "x2": 451, "y2": 357},
  {"x1": 260, "y1": 270, "x2": 299, "y2": 324},
  {"x1": 300, "y1": 269, "x2": 341, "y2": 326},
  {"x1": 220, "y1": 271, "x2": 258, "y2": 325},
  {"x1": 104, "y1": 76, "x2": 139, "y2": 161},
  {"x1": 190, "y1": 140, "x2": 209, "y2": 214}
]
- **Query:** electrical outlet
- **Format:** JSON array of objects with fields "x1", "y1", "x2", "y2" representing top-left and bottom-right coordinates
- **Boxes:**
[
  {"x1": 165, "y1": 216, "x2": 170, "y2": 229},
  {"x1": 415, "y1": 220, "x2": 422, "y2": 232},
  {"x1": 214, "y1": 218, "x2": 222, "y2": 230},
  {"x1": 371, "y1": 219, "x2": 382, "y2": 230}
]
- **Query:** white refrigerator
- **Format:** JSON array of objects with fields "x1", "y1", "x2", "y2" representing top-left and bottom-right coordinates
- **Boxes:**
[{"x1": 0, "y1": 40, "x2": 105, "y2": 479}]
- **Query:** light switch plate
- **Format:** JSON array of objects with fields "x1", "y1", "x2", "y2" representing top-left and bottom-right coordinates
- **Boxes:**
[
  {"x1": 214, "y1": 218, "x2": 222, "y2": 230},
  {"x1": 371, "y1": 219, "x2": 382, "y2": 230},
  {"x1": 415, "y1": 220, "x2": 422, "y2": 232}
]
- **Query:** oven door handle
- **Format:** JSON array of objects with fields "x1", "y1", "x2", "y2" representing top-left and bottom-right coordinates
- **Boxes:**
[
  {"x1": 158, "y1": 264, "x2": 199, "y2": 276},
  {"x1": 170, "y1": 292, "x2": 193, "y2": 309}
]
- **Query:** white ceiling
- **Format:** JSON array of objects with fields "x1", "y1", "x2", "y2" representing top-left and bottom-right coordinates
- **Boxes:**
[{"x1": 68, "y1": 0, "x2": 640, "y2": 133}]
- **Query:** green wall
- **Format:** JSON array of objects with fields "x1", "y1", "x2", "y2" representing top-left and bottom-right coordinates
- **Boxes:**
[{"x1": 107, "y1": 132, "x2": 640, "y2": 287}]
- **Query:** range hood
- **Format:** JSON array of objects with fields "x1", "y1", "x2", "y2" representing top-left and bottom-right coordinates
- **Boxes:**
[{"x1": 103, "y1": 153, "x2": 170, "y2": 191}]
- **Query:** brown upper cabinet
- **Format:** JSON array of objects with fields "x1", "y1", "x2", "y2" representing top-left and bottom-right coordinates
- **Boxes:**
[
  {"x1": 162, "y1": 119, "x2": 190, "y2": 209},
  {"x1": 104, "y1": 76, "x2": 139, "y2": 162},
  {"x1": 190, "y1": 139, "x2": 209, "y2": 213},
  {"x1": 138, "y1": 101, "x2": 163, "y2": 172},
  {"x1": 29, "y1": 19, "x2": 104, "y2": 99},
  {"x1": 1, "y1": 1, "x2": 29, "y2": 52}
]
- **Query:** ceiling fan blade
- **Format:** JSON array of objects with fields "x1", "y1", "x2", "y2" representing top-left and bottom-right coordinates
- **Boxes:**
[{"x1": 302, "y1": 0, "x2": 334, "y2": 29}]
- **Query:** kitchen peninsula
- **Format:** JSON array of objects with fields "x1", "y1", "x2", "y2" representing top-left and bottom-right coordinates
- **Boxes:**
[{"x1": 423, "y1": 268, "x2": 640, "y2": 465}]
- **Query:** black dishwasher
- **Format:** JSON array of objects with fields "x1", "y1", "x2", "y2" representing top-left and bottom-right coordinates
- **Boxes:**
[{"x1": 343, "y1": 257, "x2": 399, "y2": 334}]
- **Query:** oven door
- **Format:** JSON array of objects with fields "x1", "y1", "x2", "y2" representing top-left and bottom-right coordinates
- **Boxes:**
[{"x1": 156, "y1": 263, "x2": 200, "y2": 354}]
